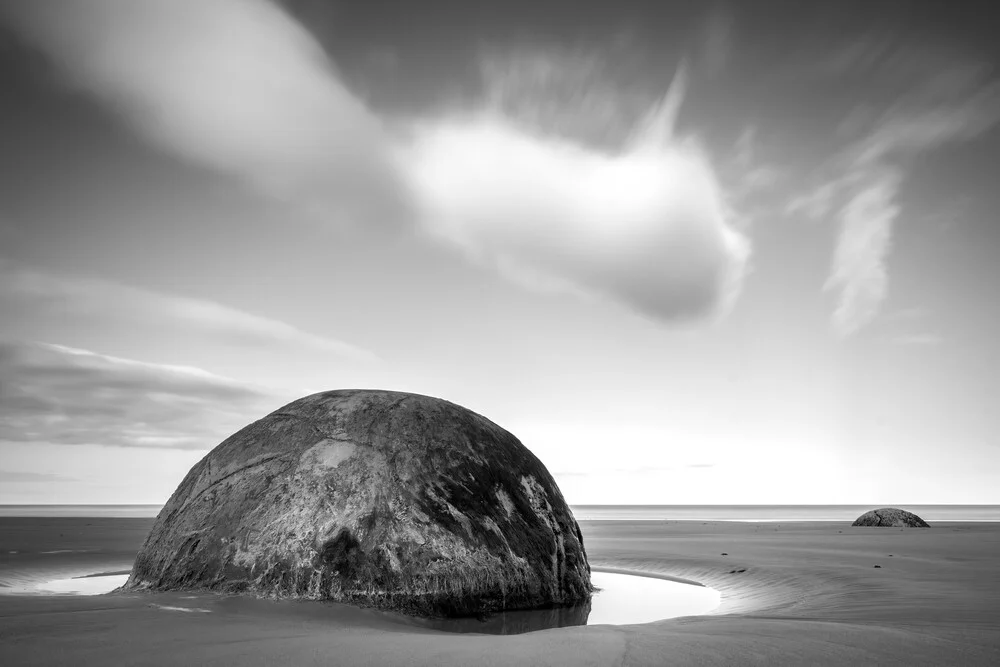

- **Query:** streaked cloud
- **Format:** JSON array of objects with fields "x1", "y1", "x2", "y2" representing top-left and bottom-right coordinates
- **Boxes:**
[
  {"x1": 889, "y1": 333, "x2": 943, "y2": 346},
  {"x1": 729, "y1": 127, "x2": 782, "y2": 196},
  {"x1": 0, "y1": 261, "x2": 377, "y2": 362},
  {"x1": 792, "y1": 41, "x2": 1000, "y2": 336},
  {"x1": 0, "y1": 1, "x2": 752, "y2": 325},
  {"x1": 881, "y1": 307, "x2": 931, "y2": 322},
  {"x1": 823, "y1": 165, "x2": 901, "y2": 336},
  {"x1": 0, "y1": 341, "x2": 291, "y2": 449},
  {"x1": 0, "y1": 469, "x2": 75, "y2": 482},
  {"x1": 478, "y1": 47, "x2": 655, "y2": 150},
  {"x1": 852, "y1": 80, "x2": 1000, "y2": 164},
  {"x1": 867, "y1": 307, "x2": 943, "y2": 347},
  {"x1": 0, "y1": 0, "x2": 411, "y2": 227},
  {"x1": 553, "y1": 465, "x2": 676, "y2": 478}
]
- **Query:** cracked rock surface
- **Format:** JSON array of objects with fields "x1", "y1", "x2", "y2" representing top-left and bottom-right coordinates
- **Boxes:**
[
  {"x1": 852, "y1": 508, "x2": 931, "y2": 528},
  {"x1": 125, "y1": 390, "x2": 592, "y2": 616}
]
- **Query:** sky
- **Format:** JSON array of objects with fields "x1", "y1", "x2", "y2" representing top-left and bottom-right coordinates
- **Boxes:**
[{"x1": 1, "y1": 0, "x2": 998, "y2": 505}]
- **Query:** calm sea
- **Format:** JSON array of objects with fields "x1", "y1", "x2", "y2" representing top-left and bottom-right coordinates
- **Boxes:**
[
  {"x1": 1, "y1": 504, "x2": 998, "y2": 521},
  {"x1": 572, "y1": 505, "x2": 1000, "y2": 522},
  {"x1": 0, "y1": 505, "x2": 163, "y2": 517}
]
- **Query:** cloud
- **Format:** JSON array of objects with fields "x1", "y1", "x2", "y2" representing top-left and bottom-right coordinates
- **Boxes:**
[
  {"x1": 0, "y1": 0, "x2": 411, "y2": 227},
  {"x1": 552, "y1": 465, "x2": 678, "y2": 478},
  {"x1": 551, "y1": 471, "x2": 594, "y2": 479},
  {"x1": 407, "y1": 57, "x2": 750, "y2": 321},
  {"x1": 852, "y1": 80, "x2": 1000, "y2": 165},
  {"x1": 881, "y1": 307, "x2": 930, "y2": 322},
  {"x1": 0, "y1": 261, "x2": 376, "y2": 362},
  {"x1": 1, "y1": 1, "x2": 752, "y2": 324},
  {"x1": 0, "y1": 470, "x2": 75, "y2": 482},
  {"x1": 823, "y1": 165, "x2": 901, "y2": 336},
  {"x1": 729, "y1": 127, "x2": 781, "y2": 196},
  {"x1": 0, "y1": 341, "x2": 291, "y2": 449},
  {"x1": 867, "y1": 307, "x2": 942, "y2": 347},
  {"x1": 889, "y1": 334, "x2": 943, "y2": 346},
  {"x1": 792, "y1": 43, "x2": 1000, "y2": 336},
  {"x1": 478, "y1": 48, "x2": 656, "y2": 150}
]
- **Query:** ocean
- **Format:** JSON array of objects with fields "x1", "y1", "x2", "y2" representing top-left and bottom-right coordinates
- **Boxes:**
[
  {"x1": 571, "y1": 505, "x2": 1000, "y2": 522},
  {"x1": 1, "y1": 504, "x2": 998, "y2": 521},
  {"x1": 0, "y1": 504, "x2": 163, "y2": 517}
]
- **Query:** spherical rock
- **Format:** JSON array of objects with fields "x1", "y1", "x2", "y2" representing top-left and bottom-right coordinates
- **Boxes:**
[
  {"x1": 125, "y1": 390, "x2": 592, "y2": 616},
  {"x1": 852, "y1": 508, "x2": 930, "y2": 528}
]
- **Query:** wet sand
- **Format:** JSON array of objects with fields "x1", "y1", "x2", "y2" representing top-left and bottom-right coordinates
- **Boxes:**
[{"x1": 1, "y1": 518, "x2": 998, "y2": 665}]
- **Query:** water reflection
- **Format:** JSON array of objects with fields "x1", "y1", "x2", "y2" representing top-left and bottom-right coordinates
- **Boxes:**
[
  {"x1": 416, "y1": 597, "x2": 593, "y2": 634},
  {"x1": 422, "y1": 571, "x2": 720, "y2": 635}
]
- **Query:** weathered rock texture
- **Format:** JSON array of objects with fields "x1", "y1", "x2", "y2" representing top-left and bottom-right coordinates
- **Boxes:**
[
  {"x1": 125, "y1": 390, "x2": 592, "y2": 616},
  {"x1": 852, "y1": 508, "x2": 931, "y2": 528}
]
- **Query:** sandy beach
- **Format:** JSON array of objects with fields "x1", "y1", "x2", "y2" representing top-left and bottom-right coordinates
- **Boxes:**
[{"x1": 1, "y1": 517, "x2": 997, "y2": 666}]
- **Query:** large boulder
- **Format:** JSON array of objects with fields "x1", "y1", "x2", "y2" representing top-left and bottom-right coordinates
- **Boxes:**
[
  {"x1": 125, "y1": 390, "x2": 592, "y2": 616},
  {"x1": 852, "y1": 508, "x2": 930, "y2": 528}
]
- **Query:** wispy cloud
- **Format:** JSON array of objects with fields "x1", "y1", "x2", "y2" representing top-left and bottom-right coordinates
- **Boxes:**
[
  {"x1": 728, "y1": 127, "x2": 782, "y2": 196},
  {"x1": 0, "y1": 261, "x2": 376, "y2": 362},
  {"x1": 0, "y1": 1, "x2": 752, "y2": 325},
  {"x1": 880, "y1": 306, "x2": 930, "y2": 323},
  {"x1": 553, "y1": 465, "x2": 678, "y2": 478},
  {"x1": 791, "y1": 40, "x2": 1000, "y2": 336},
  {"x1": 552, "y1": 462, "x2": 714, "y2": 479},
  {"x1": 823, "y1": 165, "x2": 901, "y2": 336},
  {"x1": 478, "y1": 48, "x2": 653, "y2": 150},
  {"x1": 0, "y1": 341, "x2": 291, "y2": 449},
  {"x1": 0, "y1": 469, "x2": 75, "y2": 482},
  {"x1": 866, "y1": 307, "x2": 943, "y2": 347},
  {"x1": 887, "y1": 333, "x2": 944, "y2": 347}
]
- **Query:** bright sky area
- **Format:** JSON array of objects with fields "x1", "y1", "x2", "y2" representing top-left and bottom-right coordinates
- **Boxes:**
[{"x1": 1, "y1": 0, "x2": 998, "y2": 504}]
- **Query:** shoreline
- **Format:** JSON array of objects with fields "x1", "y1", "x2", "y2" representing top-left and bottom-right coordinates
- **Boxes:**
[{"x1": 1, "y1": 518, "x2": 998, "y2": 665}]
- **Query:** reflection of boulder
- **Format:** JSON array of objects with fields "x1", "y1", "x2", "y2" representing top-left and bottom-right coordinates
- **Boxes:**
[
  {"x1": 481, "y1": 600, "x2": 592, "y2": 635},
  {"x1": 852, "y1": 508, "x2": 930, "y2": 528},
  {"x1": 125, "y1": 390, "x2": 592, "y2": 616},
  {"x1": 423, "y1": 598, "x2": 592, "y2": 635}
]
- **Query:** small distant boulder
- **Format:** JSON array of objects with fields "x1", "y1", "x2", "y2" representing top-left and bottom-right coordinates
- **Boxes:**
[{"x1": 852, "y1": 508, "x2": 930, "y2": 528}]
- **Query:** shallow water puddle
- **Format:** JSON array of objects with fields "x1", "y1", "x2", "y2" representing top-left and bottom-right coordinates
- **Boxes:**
[
  {"x1": 36, "y1": 573, "x2": 129, "y2": 595},
  {"x1": 586, "y1": 572, "x2": 719, "y2": 625},
  {"x1": 423, "y1": 571, "x2": 721, "y2": 635},
  {"x1": 150, "y1": 603, "x2": 211, "y2": 613},
  {"x1": 32, "y1": 570, "x2": 719, "y2": 633}
]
